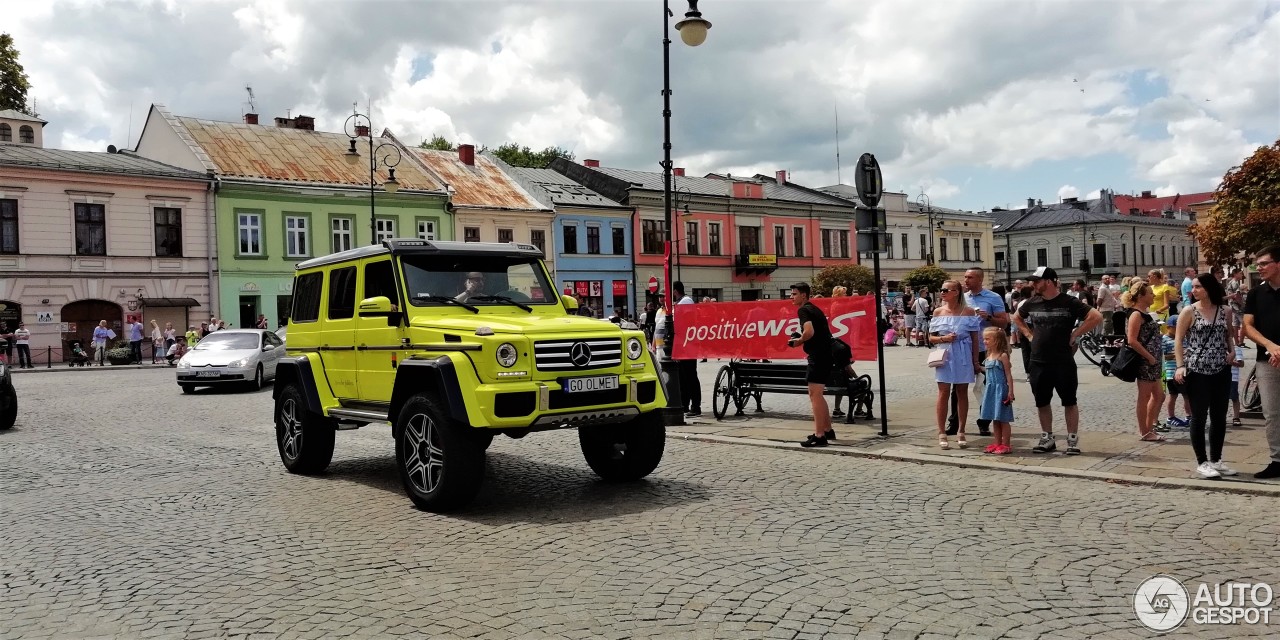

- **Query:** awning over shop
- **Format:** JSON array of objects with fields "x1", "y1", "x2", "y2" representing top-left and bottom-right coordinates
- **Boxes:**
[{"x1": 141, "y1": 297, "x2": 200, "y2": 308}]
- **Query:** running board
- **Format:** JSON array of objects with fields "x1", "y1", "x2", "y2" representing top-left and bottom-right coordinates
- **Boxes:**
[{"x1": 328, "y1": 407, "x2": 389, "y2": 425}]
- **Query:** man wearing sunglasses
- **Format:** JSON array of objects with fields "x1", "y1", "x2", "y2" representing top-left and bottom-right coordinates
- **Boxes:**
[{"x1": 1244, "y1": 245, "x2": 1280, "y2": 479}]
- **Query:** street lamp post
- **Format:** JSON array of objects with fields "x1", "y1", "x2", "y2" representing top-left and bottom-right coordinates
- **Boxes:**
[
  {"x1": 659, "y1": 0, "x2": 711, "y2": 427},
  {"x1": 1073, "y1": 211, "x2": 1094, "y2": 280},
  {"x1": 672, "y1": 186, "x2": 693, "y2": 281},
  {"x1": 917, "y1": 193, "x2": 937, "y2": 265},
  {"x1": 342, "y1": 112, "x2": 402, "y2": 245}
]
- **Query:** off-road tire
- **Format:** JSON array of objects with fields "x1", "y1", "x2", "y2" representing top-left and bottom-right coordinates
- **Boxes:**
[
  {"x1": 0, "y1": 384, "x2": 16, "y2": 430},
  {"x1": 251, "y1": 365, "x2": 264, "y2": 390},
  {"x1": 274, "y1": 383, "x2": 336, "y2": 474},
  {"x1": 578, "y1": 411, "x2": 665, "y2": 482},
  {"x1": 394, "y1": 392, "x2": 485, "y2": 512}
]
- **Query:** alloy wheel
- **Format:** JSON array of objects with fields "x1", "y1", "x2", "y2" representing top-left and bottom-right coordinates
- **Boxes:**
[
  {"x1": 403, "y1": 413, "x2": 445, "y2": 495},
  {"x1": 279, "y1": 397, "x2": 303, "y2": 461}
]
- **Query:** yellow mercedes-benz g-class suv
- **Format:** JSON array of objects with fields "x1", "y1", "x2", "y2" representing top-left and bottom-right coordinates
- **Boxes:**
[{"x1": 272, "y1": 239, "x2": 666, "y2": 512}]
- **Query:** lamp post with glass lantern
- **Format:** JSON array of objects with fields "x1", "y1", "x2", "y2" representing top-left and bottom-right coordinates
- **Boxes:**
[
  {"x1": 342, "y1": 112, "x2": 402, "y2": 245},
  {"x1": 656, "y1": 0, "x2": 710, "y2": 426}
]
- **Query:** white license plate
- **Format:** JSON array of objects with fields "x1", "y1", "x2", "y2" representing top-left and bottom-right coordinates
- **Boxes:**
[
  {"x1": 196, "y1": 370, "x2": 222, "y2": 378},
  {"x1": 565, "y1": 375, "x2": 619, "y2": 393}
]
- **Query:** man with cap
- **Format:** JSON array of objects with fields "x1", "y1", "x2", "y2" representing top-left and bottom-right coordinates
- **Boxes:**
[{"x1": 1012, "y1": 267, "x2": 1103, "y2": 455}]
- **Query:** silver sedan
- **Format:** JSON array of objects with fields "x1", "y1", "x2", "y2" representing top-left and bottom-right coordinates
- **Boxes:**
[{"x1": 176, "y1": 329, "x2": 285, "y2": 393}]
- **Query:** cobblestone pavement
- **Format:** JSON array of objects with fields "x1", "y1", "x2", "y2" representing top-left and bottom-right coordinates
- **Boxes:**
[{"x1": 2, "y1": 368, "x2": 1278, "y2": 639}]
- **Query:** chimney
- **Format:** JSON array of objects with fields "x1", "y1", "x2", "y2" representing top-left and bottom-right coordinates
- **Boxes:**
[
  {"x1": 1141, "y1": 190, "x2": 1153, "y2": 198},
  {"x1": 1027, "y1": 197, "x2": 1035, "y2": 209},
  {"x1": 243, "y1": 113, "x2": 259, "y2": 125},
  {"x1": 294, "y1": 115, "x2": 315, "y2": 131},
  {"x1": 1037, "y1": 199, "x2": 1043, "y2": 206},
  {"x1": 274, "y1": 117, "x2": 295, "y2": 128},
  {"x1": 583, "y1": 159, "x2": 600, "y2": 167},
  {"x1": 354, "y1": 125, "x2": 370, "y2": 137},
  {"x1": 776, "y1": 170, "x2": 788, "y2": 185},
  {"x1": 673, "y1": 167, "x2": 685, "y2": 177},
  {"x1": 1063, "y1": 197, "x2": 1079, "y2": 203},
  {"x1": 458, "y1": 143, "x2": 475, "y2": 166}
]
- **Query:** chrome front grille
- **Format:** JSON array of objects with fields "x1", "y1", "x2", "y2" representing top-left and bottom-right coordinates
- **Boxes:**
[{"x1": 534, "y1": 338, "x2": 622, "y2": 372}]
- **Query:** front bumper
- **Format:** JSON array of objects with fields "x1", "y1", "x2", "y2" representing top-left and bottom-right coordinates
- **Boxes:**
[
  {"x1": 177, "y1": 366, "x2": 254, "y2": 384},
  {"x1": 468, "y1": 372, "x2": 665, "y2": 428}
]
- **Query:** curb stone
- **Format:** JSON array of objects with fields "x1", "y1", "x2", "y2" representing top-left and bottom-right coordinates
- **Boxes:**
[{"x1": 669, "y1": 431, "x2": 1280, "y2": 497}]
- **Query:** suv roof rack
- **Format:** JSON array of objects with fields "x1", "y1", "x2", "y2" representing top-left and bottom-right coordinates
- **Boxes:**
[{"x1": 296, "y1": 238, "x2": 543, "y2": 270}]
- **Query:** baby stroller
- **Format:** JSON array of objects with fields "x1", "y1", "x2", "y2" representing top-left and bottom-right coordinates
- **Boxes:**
[
  {"x1": 67, "y1": 340, "x2": 90, "y2": 367},
  {"x1": 1094, "y1": 334, "x2": 1127, "y2": 377}
]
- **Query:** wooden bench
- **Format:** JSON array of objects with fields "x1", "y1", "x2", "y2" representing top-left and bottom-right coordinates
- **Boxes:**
[{"x1": 711, "y1": 360, "x2": 874, "y2": 424}]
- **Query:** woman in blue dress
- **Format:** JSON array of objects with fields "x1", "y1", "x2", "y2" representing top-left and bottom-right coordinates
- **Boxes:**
[{"x1": 929, "y1": 280, "x2": 982, "y2": 449}]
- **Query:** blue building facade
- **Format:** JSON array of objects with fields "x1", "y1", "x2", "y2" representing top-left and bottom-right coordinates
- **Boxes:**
[{"x1": 501, "y1": 167, "x2": 636, "y2": 319}]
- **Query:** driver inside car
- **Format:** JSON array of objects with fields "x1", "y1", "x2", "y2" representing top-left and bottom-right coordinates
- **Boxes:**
[{"x1": 455, "y1": 272, "x2": 487, "y2": 302}]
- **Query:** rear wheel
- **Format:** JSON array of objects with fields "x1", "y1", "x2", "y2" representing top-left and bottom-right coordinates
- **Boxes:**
[
  {"x1": 394, "y1": 393, "x2": 485, "y2": 512},
  {"x1": 0, "y1": 384, "x2": 16, "y2": 430},
  {"x1": 578, "y1": 411, "x2": 665, "y2": 482},
  {"x1": 1078, "y1": 334, "x2": 1103, "y2": 366},
  {"x1": 274, "y1": 383, "x2": 336, "y2": 474}
]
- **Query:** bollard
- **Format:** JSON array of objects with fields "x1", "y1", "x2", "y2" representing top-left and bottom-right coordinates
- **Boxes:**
[{"x1": 47, "y1": 345, "x2": 52, "y2": 368}]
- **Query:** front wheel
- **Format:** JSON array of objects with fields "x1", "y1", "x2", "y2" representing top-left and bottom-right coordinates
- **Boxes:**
[
  {"x1": 1078, "y1": 335, "x2": 1102, "y2": 366},
  {"x1": 712, "y1": 366, "x2": 735, "y2": 419},
  {"x1": 251, "y1": 365, "x2": 264, "y2": 390},
  {"x1": 0, "y1": 384, "x2": 16, "y2": 430},
  {"x1": 274, "y1": 384, "x2": 336, "y2": 474},
  {"x1": 395, "y1": 393, "x2": 485, "y2": 512},
  {"x1": 578, "y1": 411, "x2": 665, "y2": 482}
]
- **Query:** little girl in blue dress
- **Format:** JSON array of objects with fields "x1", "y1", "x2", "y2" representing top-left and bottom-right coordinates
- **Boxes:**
[{"x1": 979, "y1": 327, "x2": 1016, "y2": 454}]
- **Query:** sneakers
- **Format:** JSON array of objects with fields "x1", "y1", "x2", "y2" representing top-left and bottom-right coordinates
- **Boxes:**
[
  {"x1": 1165, "y1": 416, "x2": 1189, "y2": 428},
  {"x1": 1254, "y1": 462, "x2": 1280, "y2": 480},
  {"x1": 800, "y1": 434, "x2": 828, "y2": 448},
  {"x1": 832, "y1": 409, "x2": 845, "y2": 418},
  {"x1": 1153, "y1": 422, "x2": 1171, "y2": 433},
  {"x1": 1065, "y1": 434, "x2": 1081, "y2": 456},
  {"x1": 823, "y1": 429, "x2": 837, "y2": 441},
  {"x1": 1032, "y1": 433, "x2": 1056, "y2": 453},
  {"x1": 1196, "y1": 462, "x2": 1221, "y2": 479},
  {"x1": 1211, "y1": 461, "x2": 1238, "y2": 476}
]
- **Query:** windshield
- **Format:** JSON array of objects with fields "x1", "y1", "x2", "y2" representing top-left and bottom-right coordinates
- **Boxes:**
[
  {"x1": 402, "y1": 255, "x2": 554, "y2": 307},
  {"x1": 193, "y1": 332, "x2": 261, "y2": 351}
]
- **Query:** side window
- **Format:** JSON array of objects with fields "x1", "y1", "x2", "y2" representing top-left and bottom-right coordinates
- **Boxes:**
[
  {"x1": 328, "y1": 266, "x2": 357, "y2": 319},
  {"x1": 364, "y1": 260, "x2": 397, "y2": 303},
  {"x1": 265, "y1": 332, "x2": 283, "y2": 347},
  {"x1": 291, "y1": 272, "x2": 324, "y2": 323}
]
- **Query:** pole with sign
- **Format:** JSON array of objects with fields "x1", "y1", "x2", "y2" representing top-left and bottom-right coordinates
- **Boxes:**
[{"x1": 854, "y1": 152, "x2": 890, "y2": 436}]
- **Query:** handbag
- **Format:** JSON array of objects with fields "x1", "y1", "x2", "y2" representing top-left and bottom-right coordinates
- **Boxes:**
[
  {"x1": 1110, "y1": 345, "x2": 1142, "y2": 382},
  {"x1": 926, "y1": 347, "x2": 948, "y2": 368}
]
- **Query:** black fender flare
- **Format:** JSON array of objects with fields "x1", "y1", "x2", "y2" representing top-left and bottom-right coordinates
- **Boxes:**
[
  {"x1": 389, "y1": 357, "x2": 469, "y2": 431},
  {"x1": 273, "y1": 356, "x2": 324, "y2": 415}
]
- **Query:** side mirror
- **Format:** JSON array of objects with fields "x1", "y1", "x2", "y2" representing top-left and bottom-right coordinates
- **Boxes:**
[
  {"x1": 358, "y1": 296, "x2": 393, "y2": 314},
  {"x1": 561, "y1": 294, "x2": 579, "y2": 311},
  {"x1": 262, "y1": 344, "x2": 276, "y2": 352}
]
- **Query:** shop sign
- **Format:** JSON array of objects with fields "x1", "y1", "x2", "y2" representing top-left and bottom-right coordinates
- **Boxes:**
[
  {"x1": 747, "y1": 254, "x2": 777, "y2": 266},
  {"x1": 574, "y1": 281, "x2": 590, "y2": 296},
  {"x1": 589, "y1": 281, "x2": 603, "y2": 297},
  {"x1": 612, "y1": 280, "x2": 629, "y2": 296}
]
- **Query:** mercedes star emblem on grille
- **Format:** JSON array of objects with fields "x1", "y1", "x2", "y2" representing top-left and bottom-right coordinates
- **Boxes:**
[{"x1": 569, "y1": 342, "x2": 593, "y2": 367}]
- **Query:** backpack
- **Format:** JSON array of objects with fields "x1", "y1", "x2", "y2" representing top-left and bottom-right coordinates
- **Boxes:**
[{"x1": 830, "y1": 338, "x2": 854, "y2": 369}]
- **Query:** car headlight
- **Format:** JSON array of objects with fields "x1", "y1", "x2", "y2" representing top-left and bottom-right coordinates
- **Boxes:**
[
  {"x1": 626, "y1": 337, "x2": 644, "y2": 360},
  {"x1": 228, "y1": 358, "x2": 248, "y2": 368},
  {"x1": 495, "y1": 343, "x2": 518, "y2": 368},
  {"x1": 177, "y1": 359, "x2": 190, "y2": 369}
]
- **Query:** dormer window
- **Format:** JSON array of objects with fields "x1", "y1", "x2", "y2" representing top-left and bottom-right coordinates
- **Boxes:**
[
  {"x1": 18, "y1": 125, "x2": 34, "y2": 144},
  {"x1": 0, "y1": 123, "x2": 10, "y2": 142}
]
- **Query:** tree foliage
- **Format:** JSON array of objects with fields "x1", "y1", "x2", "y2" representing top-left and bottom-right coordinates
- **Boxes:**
[
  {"x1": 901, "y1": 265, "x2": 951, "y2": 293},
  {"x1": 490, "y1": 142, "x2": 574, "y2": 168},
  {"x1": 811, "y1": 264, "x2": 876, "y2": 297},
  {"x1": 1189, "y1": 138, "x2": 1280, "y2": 265},
  {"x1": 0, "y1": 33, "x2": 34, "y2": 115},
  {"x1": 418, "y1": 134, "x2": 454, "y2": 150}
]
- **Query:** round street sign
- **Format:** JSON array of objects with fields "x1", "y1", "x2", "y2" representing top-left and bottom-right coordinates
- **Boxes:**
[
  {"x1": 648, "y1": 276, "x2": 659, "y2": 294},
  {"x1": 854, "y1": 152, "x2": 883, "y2": 208}
]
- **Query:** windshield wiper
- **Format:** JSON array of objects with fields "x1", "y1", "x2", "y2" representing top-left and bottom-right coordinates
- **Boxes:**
[
  {"x1": 414, "y1": 294, "x2": 479, "y2": 313},
  {"x1": 471, "y1": 294, "x2": 533, "y2": 312}
]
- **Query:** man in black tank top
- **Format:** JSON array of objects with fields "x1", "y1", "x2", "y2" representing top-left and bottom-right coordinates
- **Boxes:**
[{"x1": 788, "y1": 283, "x2": 835, "y2": 447}]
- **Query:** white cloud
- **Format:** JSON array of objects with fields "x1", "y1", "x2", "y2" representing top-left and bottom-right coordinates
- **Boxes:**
[{"x1": 1057, "y1": 185, "x2": 1081, "y2": 200}]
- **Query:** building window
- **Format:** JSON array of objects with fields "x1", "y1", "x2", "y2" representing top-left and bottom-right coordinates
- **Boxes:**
[
  {"x1": 18, "y1": 125, "x2": 33, "y2": 144},
  {"x1": 995, "y1": 250, "x2": 1005, "y2": 270},
  {"x1": 822, "y1": 229, "x2": 848, "y2": 258},
  {"x1": 1061, "y1": 246, "x2": 1072, "y2": 269},
  {"x1": 285, "y1": 216, "x2": 308, "y2": 258},
  {"x1": 154, "y1": 207, "x2": 183, "y2": 257},
  {"x1": 1093, "y1": 243, "x2": 1107, "y2": 269},
  {"x1": 920, "y1": 234, "x2": 927, "y2": 261},
  {"x1": 1122, "y1": 243, "x2": 1128, "y2": 265},
  {"x1": 939, "y1": 237, "x2": 948, "y2": 262},
  {"x1": 331, "y1": 217, "x2": 352, "y2": 253},
  {"x1": 641, "y1": 219, "x2": 663, "y2": 254},
  {"x1": 962, "y1": 238, "x2": 971, "y2": 262},
  {"x1": 1160, "y1": 245, "x2": 1166, "y2": 265},
  {"x1": 464, "y1": 227, "x2": 480, "y2": 243},
  {"x1": 838, "y1": 230, "x2": 849, "y2": 258},
  {"x1": 738, "y1": 226, "x2": 760, "y2": 255},
  {"x1": 611, "y1": 227, "x2": 625, "y2": 254},
  {"x1": 498, "y1": 228, "x2": 514, "y2": 244},
  {"x1": 1151, "y1": 245, "x2": 1156, "y2": 265},
  {"x1": 530, "y1": 229, "x2": 546, "y2": 254},
  {"x1": 685, "y1": 221, "x2": 699, "y2": 255},
  {"x1": 417, "y1": 220, "x2": 436, "y2": 240},
  {"x1": 1140, "y1": 244, "x2": 1145, "y2": 265},
  {"x1": 563, "y1": 225, "x2": 578, "y2": 253},
  {"x1": 901, "y1": 233, "x2": 909, "y2": 260},
  {"x1": 1036, "y1": 248, "x2": 1047, "y2": 267},
  {"x1": 375, "y1": 218, "x2": 396, "y2": 243},
  {"x1": 793, "y1": 227, "x2": 805, "y2": 257},
  {"x1": 886, "y1": 233, "x2": 894, "y2": 259},
  {"x1": 708, "y1": 222, "x2": 721, "y2": 256},
  {"x1": 974, "y1": 239, "x2": 982, "y2": 263},
  {"x1": 74, "y1": 203, "x2": 108, "y2": 256},
  {"x1": 586, "y1": 226, "x2": 600, "y2": 254},
  {"x1": 774, "y1": 225, "x2": 786, "y2": 258},
  {"x1": 0, "y1": 199, "x2": 18, "y2": 254},
  {"x1": 236, "y1": 212, "x2": 261, "y2": 256},
  {"x1": 1017, "y1": 250, "x2": 1028, "y2": 271},
  {"x1": 0, "y1": 124, "x2": 9, "y2": 142}
]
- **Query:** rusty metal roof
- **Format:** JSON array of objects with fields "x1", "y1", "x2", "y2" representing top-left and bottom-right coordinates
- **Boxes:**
[
  {"x1": 175, "y1": 117, "x2": 444, "y2": 191},
  {"x1": 408, "y1": 149, "x2": 549, "y2": 211}
]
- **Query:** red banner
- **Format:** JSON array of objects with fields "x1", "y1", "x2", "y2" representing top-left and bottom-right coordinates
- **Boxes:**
[{"x1": 672, "y1": 296, "x2": 878, "y2": 361}]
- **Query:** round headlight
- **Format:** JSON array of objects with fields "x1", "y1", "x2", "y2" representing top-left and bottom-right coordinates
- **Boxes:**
[
  {"x1": 496, "y1": 342, "x2": 518, "y2": 368},
  {"x1": 627, "y1": 337, "x2": 644, "y2": 360}
]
